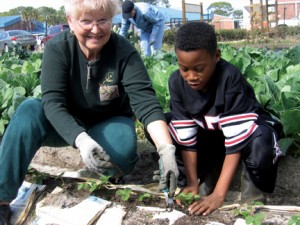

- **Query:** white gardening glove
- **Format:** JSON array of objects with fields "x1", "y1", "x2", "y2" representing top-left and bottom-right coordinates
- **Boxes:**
[
  {"x1": 75, "y1": 132, "x2": 113, "y2": 172},
  {"x1": 157, "y1": 143, "x2": 179, "y2": 196}
]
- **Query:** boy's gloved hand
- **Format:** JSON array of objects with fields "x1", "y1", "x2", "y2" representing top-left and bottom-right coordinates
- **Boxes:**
[
  {"x1": 75, "y1": 132, "x2": 113, "y2": 171},
  {"x1": 157, "y1": 143, "x2": 179, "y2": 194}
]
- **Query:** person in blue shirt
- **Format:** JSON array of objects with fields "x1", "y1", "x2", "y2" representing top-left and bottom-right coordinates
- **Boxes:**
[{"x1": 120, "y1": 1, "x2": 165, "y2": 56}]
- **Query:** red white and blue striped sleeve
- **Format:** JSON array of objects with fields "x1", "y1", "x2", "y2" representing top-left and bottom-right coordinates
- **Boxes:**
[
  {"x1": 219, "y1": 113, "x2": 258, "y2": 148},
  {"x1": 168, "y1": 120, "x2": 198, "y2": 148}
]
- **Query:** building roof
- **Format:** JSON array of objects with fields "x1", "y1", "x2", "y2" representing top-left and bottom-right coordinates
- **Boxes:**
[{"x1": 0, "y1": 15, "x2": 21, "y2": 29}]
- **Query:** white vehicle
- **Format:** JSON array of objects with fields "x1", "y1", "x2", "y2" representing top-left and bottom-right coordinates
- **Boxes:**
[{"x1": 271, "y1": 18, "x2": 300, "y2": 27}]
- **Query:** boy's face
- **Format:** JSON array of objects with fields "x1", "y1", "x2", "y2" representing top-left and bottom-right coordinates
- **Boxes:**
[{"x1": 176, "y1": 48, "x2": 221, "y2": 92}]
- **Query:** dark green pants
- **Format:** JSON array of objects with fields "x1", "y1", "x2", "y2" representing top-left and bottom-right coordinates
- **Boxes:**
[{"x1": 0, "y1": 98, "x2": 138, "y2": 202}]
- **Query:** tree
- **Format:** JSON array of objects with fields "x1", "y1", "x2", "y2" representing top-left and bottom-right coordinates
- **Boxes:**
[
  {"x1": 208, "y1": 2, "x2": 234, "y2": 17},
  {"x1": 10, "y1": 6, "x2": 39, "y2": 31},
  {"x1": 233, "y1": 9, "x2": 243, "y2": 19},
  {"x1": 37, "y1": 7, "x2": 58, "y2": 24}
]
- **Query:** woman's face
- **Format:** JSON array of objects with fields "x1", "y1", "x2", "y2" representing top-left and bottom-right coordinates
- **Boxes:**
[{"x1": 68, "y1": 10, "x2": 112, "y2": 58}]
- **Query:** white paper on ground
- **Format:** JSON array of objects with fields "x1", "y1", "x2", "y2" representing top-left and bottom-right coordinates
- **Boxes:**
[
  {"x1": 96, "y1": 204, "x2": 126, "y2": 225},
  {"x1": 9, "y1": 181, "x2": 47, "y2": 224},
  {"x1": 35, "y1": 193, "x2": 111, "y2": 225},
  {"x1": 137, "y1": 206, "x2": 186, "y2": 225}
]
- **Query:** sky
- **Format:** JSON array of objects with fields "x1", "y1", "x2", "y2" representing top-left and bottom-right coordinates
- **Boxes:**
[{"x1": 0, "y1": 0, "x2": 246, "y2": 13}]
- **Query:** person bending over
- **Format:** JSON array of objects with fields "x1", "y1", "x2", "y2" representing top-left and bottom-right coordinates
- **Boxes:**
[
  {"x1": 120, "y1": 0, "x2": 165, "y2": 56},
  {"x1": 166, "y1": 21, "x2": 282, "y2": 216}
]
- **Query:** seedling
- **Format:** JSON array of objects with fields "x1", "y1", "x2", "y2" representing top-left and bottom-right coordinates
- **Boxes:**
[
  {"x1": 175, "y1": 192, "x2": 200, "y2": 205},
  {"x1": 77, "y1": 175, "x2": 111, "y2": 192},
  {"x1": 27, "y1": 166, "x2": 50, "y2": 184},
  {"x1": 233, "y1": 201, "x2": 265, "y2": 225},
  {"x1": 288, "y1": 213, "x2": 300, "y2": 225},
  {"x1": 116, "y1": 188, "x2": 132, "y2": 201},
  {"x1": 138, "y1": 193, "x2": 151, "y2": 202}
]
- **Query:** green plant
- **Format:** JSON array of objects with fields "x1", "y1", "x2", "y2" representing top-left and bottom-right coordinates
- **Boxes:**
[
  {"x1": 138, "y1": 193, "x2": 151, "y2": 202},
  {"x1": 0, "y1": 50, "x2": 42, "y2": 135},
  {"x1": 163, "y1": 28, "x2": 176, "y2": 46},
  {"x1": 233, "y1": 202, "x2": 265, "y2": 225},
  {"x1": 288, "y1": 213, "x2": 300, "y2": 225},
  {"x1": 135, "y1": 120, "x2": 145, "y2": 140},
  {"x1": 116, "y1": 188, "x2": 132, "y2": 201},
  {"x1": 175, "y1": 192, "x2": 200, "y2": 205},
  {"x1": 77, "y1": 175, "x2": 111, "y2": 192},
  {"x1": 27, "y1": 166, "x2": 50, "y2": 184}
]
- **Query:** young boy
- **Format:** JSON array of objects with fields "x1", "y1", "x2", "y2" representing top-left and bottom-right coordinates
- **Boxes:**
[{"x1": 167, "y1": 22, "x2": 282, "y2": 216}]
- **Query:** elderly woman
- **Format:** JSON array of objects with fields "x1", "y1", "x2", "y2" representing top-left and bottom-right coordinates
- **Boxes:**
[{"x1": 0, "y1": 0, "x2": 178, "y2": 223}]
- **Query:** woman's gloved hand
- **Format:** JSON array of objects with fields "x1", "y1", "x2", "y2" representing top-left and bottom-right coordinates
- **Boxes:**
[
  {"x1": 157, "y1": 143, "x2": 179, "y2": 195},
  {"x1": 75, "y1": 132, "x2": 113, "y2": 171}
]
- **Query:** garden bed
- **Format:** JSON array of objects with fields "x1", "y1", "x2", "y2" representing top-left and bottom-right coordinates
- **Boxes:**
[{"x1": 21, "y1": 140, "x2": 300, "y2": 224}]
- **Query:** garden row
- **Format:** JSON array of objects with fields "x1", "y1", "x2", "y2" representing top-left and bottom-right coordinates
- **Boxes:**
[{"x1": 0, "y1": 45, "x2": 299, "y2": 156}]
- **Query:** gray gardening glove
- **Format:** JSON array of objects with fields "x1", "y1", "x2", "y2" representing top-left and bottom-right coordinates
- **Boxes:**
[
  {"x1": 157, "y1": 144, "x2": 179, "y2": 195},
  {"x1": 75, "y1": 132, "x2": 113, "y2": 172}
]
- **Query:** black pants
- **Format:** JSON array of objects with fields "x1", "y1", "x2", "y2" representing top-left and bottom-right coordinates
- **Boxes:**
[{"x1": 145, "y1": 114, "x2": 282, "y2": 193}]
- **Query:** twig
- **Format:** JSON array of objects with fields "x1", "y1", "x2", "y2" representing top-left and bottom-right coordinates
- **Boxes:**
[
  {"x1": 219, "y1": 204, "x2": 300, "y2": 213},
  {"x1": 87, "y1": 202, "x2": 112, "y2": 225},
  {"x1": 255, "y1": 205, "x2": 300, "y2": 212}
]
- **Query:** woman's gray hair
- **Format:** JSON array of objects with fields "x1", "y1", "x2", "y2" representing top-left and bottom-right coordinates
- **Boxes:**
[{"x1": 64, "y1": 0, "x2": 119, "y2": 19}]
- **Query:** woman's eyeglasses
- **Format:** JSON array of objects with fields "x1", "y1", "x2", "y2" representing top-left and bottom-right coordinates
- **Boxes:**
[{"x1": 77, "y1": 19, "x2": 112, "y2": 30}]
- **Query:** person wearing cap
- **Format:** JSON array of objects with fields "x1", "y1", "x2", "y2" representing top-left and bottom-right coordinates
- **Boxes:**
[{"x1": 120, "y1": 1, "x2": 165, "y2": 56}]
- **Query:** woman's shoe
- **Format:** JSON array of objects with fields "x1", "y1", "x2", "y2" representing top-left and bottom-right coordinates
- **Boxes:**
[{"x1": 0, "y1": 205, "x2": 11, "y2": 225}]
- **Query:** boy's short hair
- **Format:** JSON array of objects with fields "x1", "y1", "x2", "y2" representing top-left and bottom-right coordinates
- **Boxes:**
[{"x1": 175, "y1": 22, "x2": 217, "y2": 56}]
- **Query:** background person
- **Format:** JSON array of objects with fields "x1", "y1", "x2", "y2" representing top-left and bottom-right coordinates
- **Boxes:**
[
  {"x1": 119, "y1": 0, "x2": 165, "y2": 56},
  {"x1": 166, "y1": 21, "x2": 283, "y2": 216},
  {"x1": 0, "y1": 0, "x2": 178, "y2": 224}
]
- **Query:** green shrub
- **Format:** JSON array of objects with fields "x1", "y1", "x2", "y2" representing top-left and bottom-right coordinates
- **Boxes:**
[
  {"x1": 163, "y1": 28, "x2": 176, "y2": 46},
  {"x1": 216, "y1": 29, "x2": 248, "y2": 41}
]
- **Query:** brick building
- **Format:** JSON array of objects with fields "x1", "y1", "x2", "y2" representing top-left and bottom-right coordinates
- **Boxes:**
[
  {"x1": 212, "y1": 14, "x2": 235, "y2": 30},
  {"x1": 243, "y1": 0, "x2": 300, "y2": 29},
  {"x1": 277, "y1": 0, "x2": 300, "y2": 19}
]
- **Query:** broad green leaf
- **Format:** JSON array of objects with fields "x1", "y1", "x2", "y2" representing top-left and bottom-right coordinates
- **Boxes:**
[
  {"x1": 0, "y1": 119, "x2": 8, "y2": 136},
  {"x1": 220, "y1": 44, "x2": 237, "y2": 62},
  {"x1": 264, "y1": 75, "x2": 281, "y2": 104},
  {"x1": 280, "y1": 109, "x2": 300, "y2": 135},
  {"x1": 285, "y1": 45, "x2": 300, "y2": 65},
  {"x1": 278, "y1": 137, "x2": 295, "y2": 156},
  {"x1": 281, "y1": 91, "x2": 300, "y2": 110}
]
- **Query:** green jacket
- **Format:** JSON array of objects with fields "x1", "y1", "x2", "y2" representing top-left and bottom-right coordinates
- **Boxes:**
[{"x1": 41, "y1": 30, "x2": 164, "y2": 146}]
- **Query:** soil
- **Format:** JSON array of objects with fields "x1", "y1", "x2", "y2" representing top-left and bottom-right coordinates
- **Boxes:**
[{"x1": 25, "y1": 140, "x2": 300, "y2": 225}]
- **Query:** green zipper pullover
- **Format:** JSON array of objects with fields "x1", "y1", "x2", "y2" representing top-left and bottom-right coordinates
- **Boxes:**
[{"x1": 41, "y1": 30, "x2": 165, "y2": 146}]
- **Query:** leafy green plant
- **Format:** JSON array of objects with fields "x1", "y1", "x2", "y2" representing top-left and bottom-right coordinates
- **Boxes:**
[
  {"x1": 135, "y1": 120, "x2": 145, "y2": 140},
  {"x1": 0, "y1": 49, "x2": 42, "y2": 136},
  {"x1": 175, "y1": 192, "x2": 200, "y2": 205},
  {"x1": 245, "y1": 212, "x2": 265, "y2": 225},
  {"x1": 116, "y1": 188, "x2": 132, "y2": 201},
  {"x1": 288, "y1": 213, "x2": 300, "y2": 225},
  {"x1": 233, "y1": 202, "x2": 265, "y2": 225},
  {"x1": 138, "y1": 193, "x2": 151, "y2": 202},
  {"x1": 1, "y1": 45, "x2": 300, "y2": 157},
  {"x1": 27, "y1": 166, "x2": 50, "y2": 184},
  {"x1": 77, "y1": 175, "x2": 111, "y2": 192}
]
